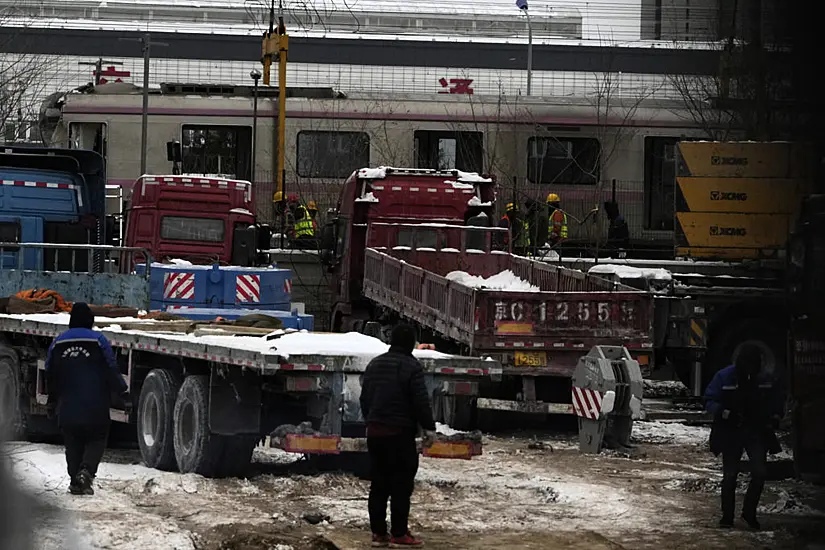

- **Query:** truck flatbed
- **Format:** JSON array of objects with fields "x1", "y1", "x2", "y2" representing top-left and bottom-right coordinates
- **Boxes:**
[{"x1": 0, "y1": 313, "x2": 498, "y2": 376}]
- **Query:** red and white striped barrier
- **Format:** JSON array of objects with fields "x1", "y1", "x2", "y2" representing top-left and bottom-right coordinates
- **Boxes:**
[
  {"x1": 163, "y1": 272, "x2": 195, "y2": 300},
  {"x1": 572, "y1": 386, "x2": 603, "y2": 420},
  {"x1": 236, "y1": 274, "x2": 261, "y2": 303}
]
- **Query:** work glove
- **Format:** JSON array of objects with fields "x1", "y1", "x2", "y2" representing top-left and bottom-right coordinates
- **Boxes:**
[{"x1": 422, "y1": 430, "x2": 437, "y2": 448}]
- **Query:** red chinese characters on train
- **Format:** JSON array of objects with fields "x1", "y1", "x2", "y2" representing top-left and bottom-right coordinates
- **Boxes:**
[
  {"x1": 438, "y1": 78, "x2": 474, "y2": 95},
  {"x1": 95, "y1": 66, "x2": 131, "y2": 84}
]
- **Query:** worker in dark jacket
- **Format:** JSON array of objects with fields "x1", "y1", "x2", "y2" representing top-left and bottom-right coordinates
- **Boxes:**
[
  {"x1": 703, "y1": 345, "x2": 782, "y2": 529},
  {"x1": 360, "y1": 324, "x2": 436, "y2": 548},
  {"x1": 604, "y1": 201, "x2": 630, "y2": 257},
  {"x1": 45, "y1": 303, "x2": 129, "y2": 496}
]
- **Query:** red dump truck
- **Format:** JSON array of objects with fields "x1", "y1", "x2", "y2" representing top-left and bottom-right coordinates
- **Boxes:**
[{"x1": 320, "y1": 168, "x2": 654, "y2": 427}]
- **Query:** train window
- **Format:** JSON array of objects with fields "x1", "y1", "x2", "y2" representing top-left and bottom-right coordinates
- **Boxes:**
[
  {"x1": 527, "y1": 137, "x2": 599, "y2": 184},
  {"x1": 160, "y1": 216, "x2": 225, "y2": 242},
  {"x1": 181, "y1": 125, "x2": 252, "y2": 181},
  {"x1": 414, "y1": 131, "x2": 483, "y2": 173},
  {"x1": 297, "y1": 131, "x2": 370, "y2": 179},
  {"x1": 643, "y1": 137, "x2": 680, "y2": 231}
]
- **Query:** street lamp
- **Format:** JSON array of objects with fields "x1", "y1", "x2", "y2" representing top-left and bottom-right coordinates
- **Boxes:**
[
  {"x1": 516, "y1": 0, "x2": 532, "y2": 96},
  {"x1": 250, "y1": 69, "x2": 262, "y2": 185}
]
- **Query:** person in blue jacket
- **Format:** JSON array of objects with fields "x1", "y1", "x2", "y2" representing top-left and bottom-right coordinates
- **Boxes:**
[
  {"x1": 45, "y1": 303, "x2": 129, "y2": 495},
  {"x1": 703, "y1": 344, "x2": 782, "y2": 530}
]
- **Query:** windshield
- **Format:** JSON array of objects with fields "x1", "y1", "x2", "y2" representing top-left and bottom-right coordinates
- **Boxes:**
[{"x1": 160, "y1": 216, "x2": 225, "y2": 242}]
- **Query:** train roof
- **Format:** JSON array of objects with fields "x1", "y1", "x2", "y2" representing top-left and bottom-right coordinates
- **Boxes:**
[{"x1": 61, "y1": 81, "x2": 690, "y2": 111}]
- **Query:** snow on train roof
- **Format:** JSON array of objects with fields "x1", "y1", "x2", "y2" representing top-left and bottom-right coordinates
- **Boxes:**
[{"x1": 0, "y1": 313, "x2": 449, "y2": 360}]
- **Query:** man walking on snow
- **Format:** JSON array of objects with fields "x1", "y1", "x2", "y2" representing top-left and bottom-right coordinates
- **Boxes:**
[
  {"x1": 360, "y1": 324, "x2": 436, "y2": 547},
  {"x1": 703, "y1": 344, "x2": 782, "y2": 529},
  {"x1": 46, "y1": 302, "x2": 129, "y2": 495}
]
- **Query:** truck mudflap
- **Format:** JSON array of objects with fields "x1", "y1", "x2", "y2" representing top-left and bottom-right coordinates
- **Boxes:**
[{"x1": 268, "y1": 433, "x2": 483, "y2": 460}]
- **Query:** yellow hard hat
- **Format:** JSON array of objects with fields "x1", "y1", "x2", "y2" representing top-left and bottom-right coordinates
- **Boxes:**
[
  {"x1": 308, "y1": 200, "x2": 318, "y2": 210},
  {"x1": 546, "y1": 193, "x2": 560, "y2": 203},
  {"x1": 273, "y1": 191, "x2": 284, "y2": 202},
  {"x1": 505, "y1": 202, "x2": 515, "y2": 210}
]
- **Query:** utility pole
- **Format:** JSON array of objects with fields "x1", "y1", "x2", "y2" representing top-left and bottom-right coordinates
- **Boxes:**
[
  {"x1": 78, "y1": 58, "x2": 122, "y2": 85},
  {"x1": 121, "y1": 34, "x2": 168, "y2": 175},
  {"x1": 249, "y1": 69, "x2": 261, "y2": 185},
  {"x1": 516, "y1": 0, "x2": 533, "y2": 95}
]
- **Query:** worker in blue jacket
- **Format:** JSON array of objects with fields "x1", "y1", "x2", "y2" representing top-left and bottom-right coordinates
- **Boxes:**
[
  {"x1": 46, "y1": 303, "x2": 129, "y2": 496},
  {"x1": 703, "y1": 344, "x2": 782, "y2": 530}
]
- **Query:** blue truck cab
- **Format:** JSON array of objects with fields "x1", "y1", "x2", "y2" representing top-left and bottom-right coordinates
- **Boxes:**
[{"x1": 0, "y1": 147, "x2": 107, "y2": 271}]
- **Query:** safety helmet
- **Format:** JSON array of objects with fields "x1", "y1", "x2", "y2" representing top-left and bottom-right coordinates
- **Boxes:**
[
  {"x1": 308, "y1": 200, "x2": 318, "y2": 210},
  {"x1": 505, "y1": 202, "x2": 515, "y2": 211},
  {"x1": 273, "y1": 191, "x2": 284, "y2": 202},
  {"x1": 546, "y1": 193, "x2": 560, "y2": 203},
  {"x1": 287, "y1": 194, "x2": 299, "y2": 202}
]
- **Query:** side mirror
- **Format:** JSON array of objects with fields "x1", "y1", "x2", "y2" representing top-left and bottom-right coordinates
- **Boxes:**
[{"x1": 166, "y1": 140, "x2": 182, "y2": 162}]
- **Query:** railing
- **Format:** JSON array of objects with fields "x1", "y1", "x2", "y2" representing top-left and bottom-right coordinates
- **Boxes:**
[
  {"x1": 0, "y1": 243, "x2": 153, "y2": 309},
  {"x1": 0, "y1": 243, "x2": 153, "y2": 277},
  {"x1": 510, "y1": 255, "x2": 631, "y2": 293}
]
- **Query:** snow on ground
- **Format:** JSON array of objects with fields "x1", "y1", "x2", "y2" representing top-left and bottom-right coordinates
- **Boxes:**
[
  {"x1": 588, "y1": 264, "x2": 673, "y2": 281},
  {"x1": 6, "y1": 443, "x2": 199, "y2": 550},
  {"x1": 446, "y1": 269, "x2": 539, "y2": 292},
  {"x1": 5, "y1": 432, "x2": 825, "y2": 549},
  {"x1": 631, "y1": 420, "x2": 710, "y2": 446}
]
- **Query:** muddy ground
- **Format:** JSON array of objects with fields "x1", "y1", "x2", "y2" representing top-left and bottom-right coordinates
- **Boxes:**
[{"x1": 9, "y1": 422, "x2": 825, "y2": 550}]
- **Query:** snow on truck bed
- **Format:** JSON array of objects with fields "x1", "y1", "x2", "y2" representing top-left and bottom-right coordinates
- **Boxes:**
[
  {"x1": 0, "y1": 313, "x2": 450, "y2": 362},
  {"x1": 446, "y1": 269, "x2": 539, "y2": 292},
  {"x1": 588, "y1": 264, "x2": 673, "y2": 281}
]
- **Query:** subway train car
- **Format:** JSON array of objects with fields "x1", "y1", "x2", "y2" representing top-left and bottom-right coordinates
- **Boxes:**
[{"x1": 45, "y1": 82, "x2": 713, "y2": 249}]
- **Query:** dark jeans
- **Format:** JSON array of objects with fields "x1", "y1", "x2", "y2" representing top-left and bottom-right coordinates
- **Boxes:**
[
  {"x1": 62, "y1": 424, "x2": 109, "y2": 480},
  {"x1": 721, "y1": 434, "x2": 768, "y2": 520},
  {"x1": 368, "y1": 434, "x2": 419, "y2": 538}
]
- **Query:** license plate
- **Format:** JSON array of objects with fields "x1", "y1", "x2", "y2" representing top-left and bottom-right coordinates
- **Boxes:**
[{"x1": 514, "y1": 351, "x2": 547, "y2": 367}]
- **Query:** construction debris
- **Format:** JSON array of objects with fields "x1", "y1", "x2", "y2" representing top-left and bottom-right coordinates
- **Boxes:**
[{"x1": 271, "y1": 422, "x2": 319, "y2": 439}]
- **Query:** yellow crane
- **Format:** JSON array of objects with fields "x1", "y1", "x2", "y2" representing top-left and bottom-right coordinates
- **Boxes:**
[{"x1": 261, "y1": 2, "x2": 288, "y2": 204}]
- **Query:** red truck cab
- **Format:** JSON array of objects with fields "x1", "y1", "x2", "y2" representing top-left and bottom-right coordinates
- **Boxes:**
[
  {"x1": 320, "y1": 167, "x2": 496, "y2": 331},
  {"x1": 125, "y1": 175, "x2": 268, "y2": 266}
]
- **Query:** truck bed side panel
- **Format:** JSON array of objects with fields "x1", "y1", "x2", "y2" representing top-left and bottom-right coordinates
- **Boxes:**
[{"x1": 0, "y1": 270, "x2": 150, "y2": 310}]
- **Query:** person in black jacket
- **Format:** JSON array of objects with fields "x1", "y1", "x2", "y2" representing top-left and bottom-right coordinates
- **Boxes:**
[
  {"x1": 360, "y1": 324, "x2": 436, "y2": 548},
  {"x1": 703, "y1": 344, "x2": 783, "y2": 529},
  {"x1": 45, "y1": 303, "x2": 129, "y2": 496},
  {"x1": 604, "y1": 201, "x2": 630, "y2": 257}
]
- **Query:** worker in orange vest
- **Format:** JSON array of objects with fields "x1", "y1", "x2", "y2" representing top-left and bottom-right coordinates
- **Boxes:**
[{"x1": 546, "y1": 193, "x2": 568, "y2": 247}]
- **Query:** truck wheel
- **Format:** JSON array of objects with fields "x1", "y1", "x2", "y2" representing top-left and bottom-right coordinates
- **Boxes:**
[
  {"x1": 173, "y1": 375, "x2": 223, "y2": 477},
  {"x1": 0, "y1": 356, "x2": 22, "y2": 439},
  {"x1": 137, "y1": 369, "x2": 180, "y2": 471}
]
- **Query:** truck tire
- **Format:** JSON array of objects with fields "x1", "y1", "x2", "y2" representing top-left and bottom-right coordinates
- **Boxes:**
[
  {"x1": 137, "y1": 369, "x2": 180, "y2": 471},
  {"x1": 173, "y1": 375, "x2": 223, "y2": 477},
  {"x1": 0, "y1": 356, "x2": 22, "y2": 439}
]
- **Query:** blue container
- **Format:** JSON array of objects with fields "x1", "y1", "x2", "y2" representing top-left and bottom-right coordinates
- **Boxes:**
[
  {"x1": 137, "y1": 263, "x2": 293, "y2": 312},
  {"x1": 165, "y1": 306, "x2": 314, "y2": 331}
]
